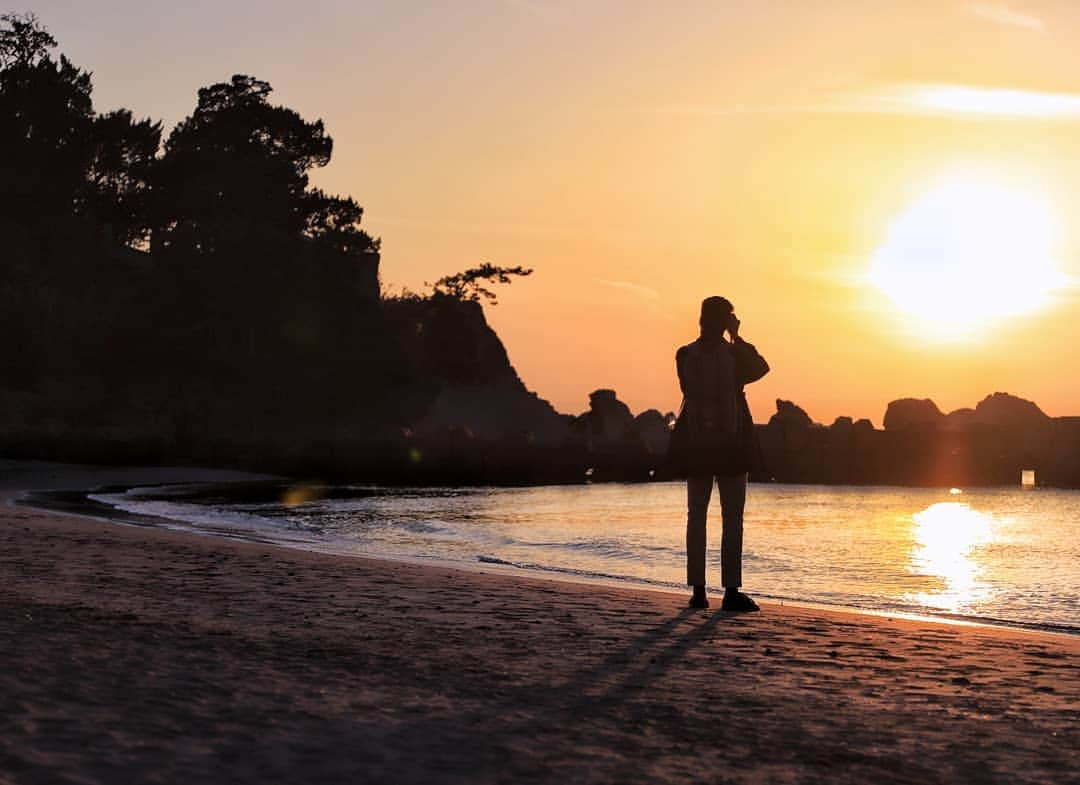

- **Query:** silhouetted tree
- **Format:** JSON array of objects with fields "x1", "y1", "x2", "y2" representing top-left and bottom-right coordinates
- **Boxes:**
[
  {"x1": 79, "y1": 109, "x2": 162, "y2": 246},
  {"x1": 431, "y1": 264, "x2": 534, "y2": 305},
  {"x1": 0, "y1": 12, "x2": 53, "y2": 67},
  {"x1": 152, "y1": 75, "x2": 336, "y2": 256},
  {"x1": 304, "y1": 189, "x2": 380, "y2": 258},
  {"x1": 0, "y1": 13, "x2": 93, "y2": 222}
]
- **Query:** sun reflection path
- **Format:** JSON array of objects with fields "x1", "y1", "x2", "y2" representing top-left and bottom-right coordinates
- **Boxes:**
[{"x1": 908, "y1": 501, "x2": 996, "y2": 612}]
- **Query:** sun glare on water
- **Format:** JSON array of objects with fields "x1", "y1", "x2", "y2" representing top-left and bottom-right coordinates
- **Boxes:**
[
  {"x1": 868, "y1": 178, "x2": 1069, "y2": 341},
  {"x1": 908, "y1": 501, "x2": 995, "y2": 612}
]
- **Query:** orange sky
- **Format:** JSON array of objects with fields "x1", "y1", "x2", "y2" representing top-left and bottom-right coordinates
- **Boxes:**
[{"x1": 39, "y1": 0, "x2": 1080, "y2": 424}]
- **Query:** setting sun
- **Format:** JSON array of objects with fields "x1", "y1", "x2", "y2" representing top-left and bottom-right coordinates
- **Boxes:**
[{"x1": 867, "y1": 178, "x2": 1070, "y2": 341}]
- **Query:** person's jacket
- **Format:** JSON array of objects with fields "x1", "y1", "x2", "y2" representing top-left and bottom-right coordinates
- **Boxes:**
[{"x1": 670, "y1": 336, "x2": 769, "y2": 476}]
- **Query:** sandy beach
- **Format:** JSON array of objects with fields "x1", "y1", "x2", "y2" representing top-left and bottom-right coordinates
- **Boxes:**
[{"x1": 1, "y1": 469, "x2": 1077, "y2": 784}]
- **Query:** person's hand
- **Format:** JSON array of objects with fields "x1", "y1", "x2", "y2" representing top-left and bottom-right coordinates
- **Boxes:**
[{"x1": 728, "y1": 313, "x2": 741, "y2": 341}]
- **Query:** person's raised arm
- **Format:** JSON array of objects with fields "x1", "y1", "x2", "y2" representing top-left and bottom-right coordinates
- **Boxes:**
[{"x1": 732, "y1": 337, "x2": 769, "y2": 385}]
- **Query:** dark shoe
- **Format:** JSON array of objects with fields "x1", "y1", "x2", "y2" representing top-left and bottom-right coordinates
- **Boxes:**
[
  {"x1": 721, "y1": 591, "x2": 760, "y2": 613},
  {"x1": 688, "y1": 586, "x2": 709, "y2": 609}
]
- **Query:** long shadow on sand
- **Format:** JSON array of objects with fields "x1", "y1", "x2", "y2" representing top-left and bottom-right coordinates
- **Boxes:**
[
  {"x1": 559, "y1": 607, "x2": 744, "y2": 713},
  {"x1": 366, "y1": 604, "x2": 753, "y2": 781}
]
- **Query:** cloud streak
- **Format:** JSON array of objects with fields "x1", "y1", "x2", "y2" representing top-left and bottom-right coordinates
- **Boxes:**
[
  {"x1": 595, "y1": 279, "x2": 662, "y2": 301},
  {"x1": 966, "y1": 2, "x2": 1045, "y2": 32},
  {"x1": 625, "y1": 84, "x2": 1080, "y2": 121},
  {"x1": 868, "y1": 84, "x2": 1080, "y2": 119},
  {"x1": 594, "y1": 279, "x2": 678, "y2": 324}
]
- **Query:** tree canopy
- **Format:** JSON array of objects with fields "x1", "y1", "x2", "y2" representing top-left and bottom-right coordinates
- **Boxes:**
[
  {"x1": 81, "y1": 109, "x2": 162, "y2": 245},
  {"x1": 0, "y1": 13, "x2": 93, "y2": 222},
  {"x1": 0, "y1": 12, "x2": 54, "y2": 67},
  {"x1": 154, "y1": 74, "x2": 344, "y2": 256},
  {"x1": 0, "y1": 15, "x2": 379, "y2": 261}
]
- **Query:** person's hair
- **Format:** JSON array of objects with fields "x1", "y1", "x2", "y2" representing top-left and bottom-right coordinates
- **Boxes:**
[{"x1": 699, "y1": 296, "x2": 733, "y2": 335}]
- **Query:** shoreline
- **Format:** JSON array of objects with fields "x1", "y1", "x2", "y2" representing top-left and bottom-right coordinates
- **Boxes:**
[
  {"x1": 2, "y1": 476, "x2": 1077, "y2": 783},
  {"x1": 11, "y1": 479, "x2": 1078, "y2": 640}
]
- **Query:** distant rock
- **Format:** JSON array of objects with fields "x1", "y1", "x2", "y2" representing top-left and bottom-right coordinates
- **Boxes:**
[
  {"x1": 883, "y1": 398, "x2": 944, "y2": 431},
  {"x1": 830, "y1": 416, "x2": 854, "y2": 435},
  {"x1": 577, "y1": 389, "x2": 635, "y2": 445},
  {"x1": 632, "y1": 409, "x2": 671, "y2": 455},
  {"x1": 944, "y1": 407, "x2": 976, "y2": 431},
  {"x1": 768, "y1": 400, "x2": 815, "y2": 429},
  {"x1": 971, "y1": 392, "x2": 1049, "y2": 429}
]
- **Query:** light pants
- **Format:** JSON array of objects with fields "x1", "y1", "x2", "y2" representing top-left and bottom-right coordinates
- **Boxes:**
[{"x1": 686, "y1": 473, "x2": 747, "y2": 588}]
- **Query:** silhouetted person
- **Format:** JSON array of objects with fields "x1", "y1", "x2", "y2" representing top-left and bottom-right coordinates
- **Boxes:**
[{"x1": 674, "y1": 296, "x2": 769, "y2": 610}]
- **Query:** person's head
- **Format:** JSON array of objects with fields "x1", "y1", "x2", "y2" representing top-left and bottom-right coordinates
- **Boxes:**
[{"x1": 699, "y1": 296, "x2": 734, "y2": 339}]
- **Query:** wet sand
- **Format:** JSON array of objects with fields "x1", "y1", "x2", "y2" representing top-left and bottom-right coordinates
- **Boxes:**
[{"x1": 1, "y1": 472, "x2": 1077, "y2": 784}]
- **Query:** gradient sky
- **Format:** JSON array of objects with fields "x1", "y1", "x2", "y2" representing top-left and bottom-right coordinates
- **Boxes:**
[{"x1": 31, "y1": 0, "x2": 1080, "y2": 424}]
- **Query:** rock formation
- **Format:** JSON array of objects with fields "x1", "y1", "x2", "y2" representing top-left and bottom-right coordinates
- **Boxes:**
[
  {"x1": 883, "y1": 398, "x2": 944, "y2": 431},
  {"x1": 970, "y1": 392, "x2": 1049, "y2": 428},
  {"x1": 768, "y1": 400, "x2": 816, "y2": 429},
  {"x1": 576, "y1": 389, "x2": 635, "y2": 446},
  {"x1": 631, "y1": 409, "x2": 672, "y2": 456}
]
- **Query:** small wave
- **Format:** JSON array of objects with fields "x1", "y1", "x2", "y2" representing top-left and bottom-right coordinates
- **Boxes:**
[
  {"x1": 477, "y1": 555, "x2": 518, "y2": 566},
  {"x1": 399, "y1": 520, "x2": 450, "y2": 535},
  {"x1": 117, "y1": 483, "x2": 217, "y2": 499},
  {"x1": 85, "y1": 492, "x2": 325, "y2": 548},
  {"x1": 516, "y1": 538, "x2": 648, "y2": 561}
]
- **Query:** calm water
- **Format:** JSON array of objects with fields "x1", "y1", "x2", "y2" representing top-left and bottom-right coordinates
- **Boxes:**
[{"x1": 84, "y1": 482, "x2": 1079, "y2": 633}]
